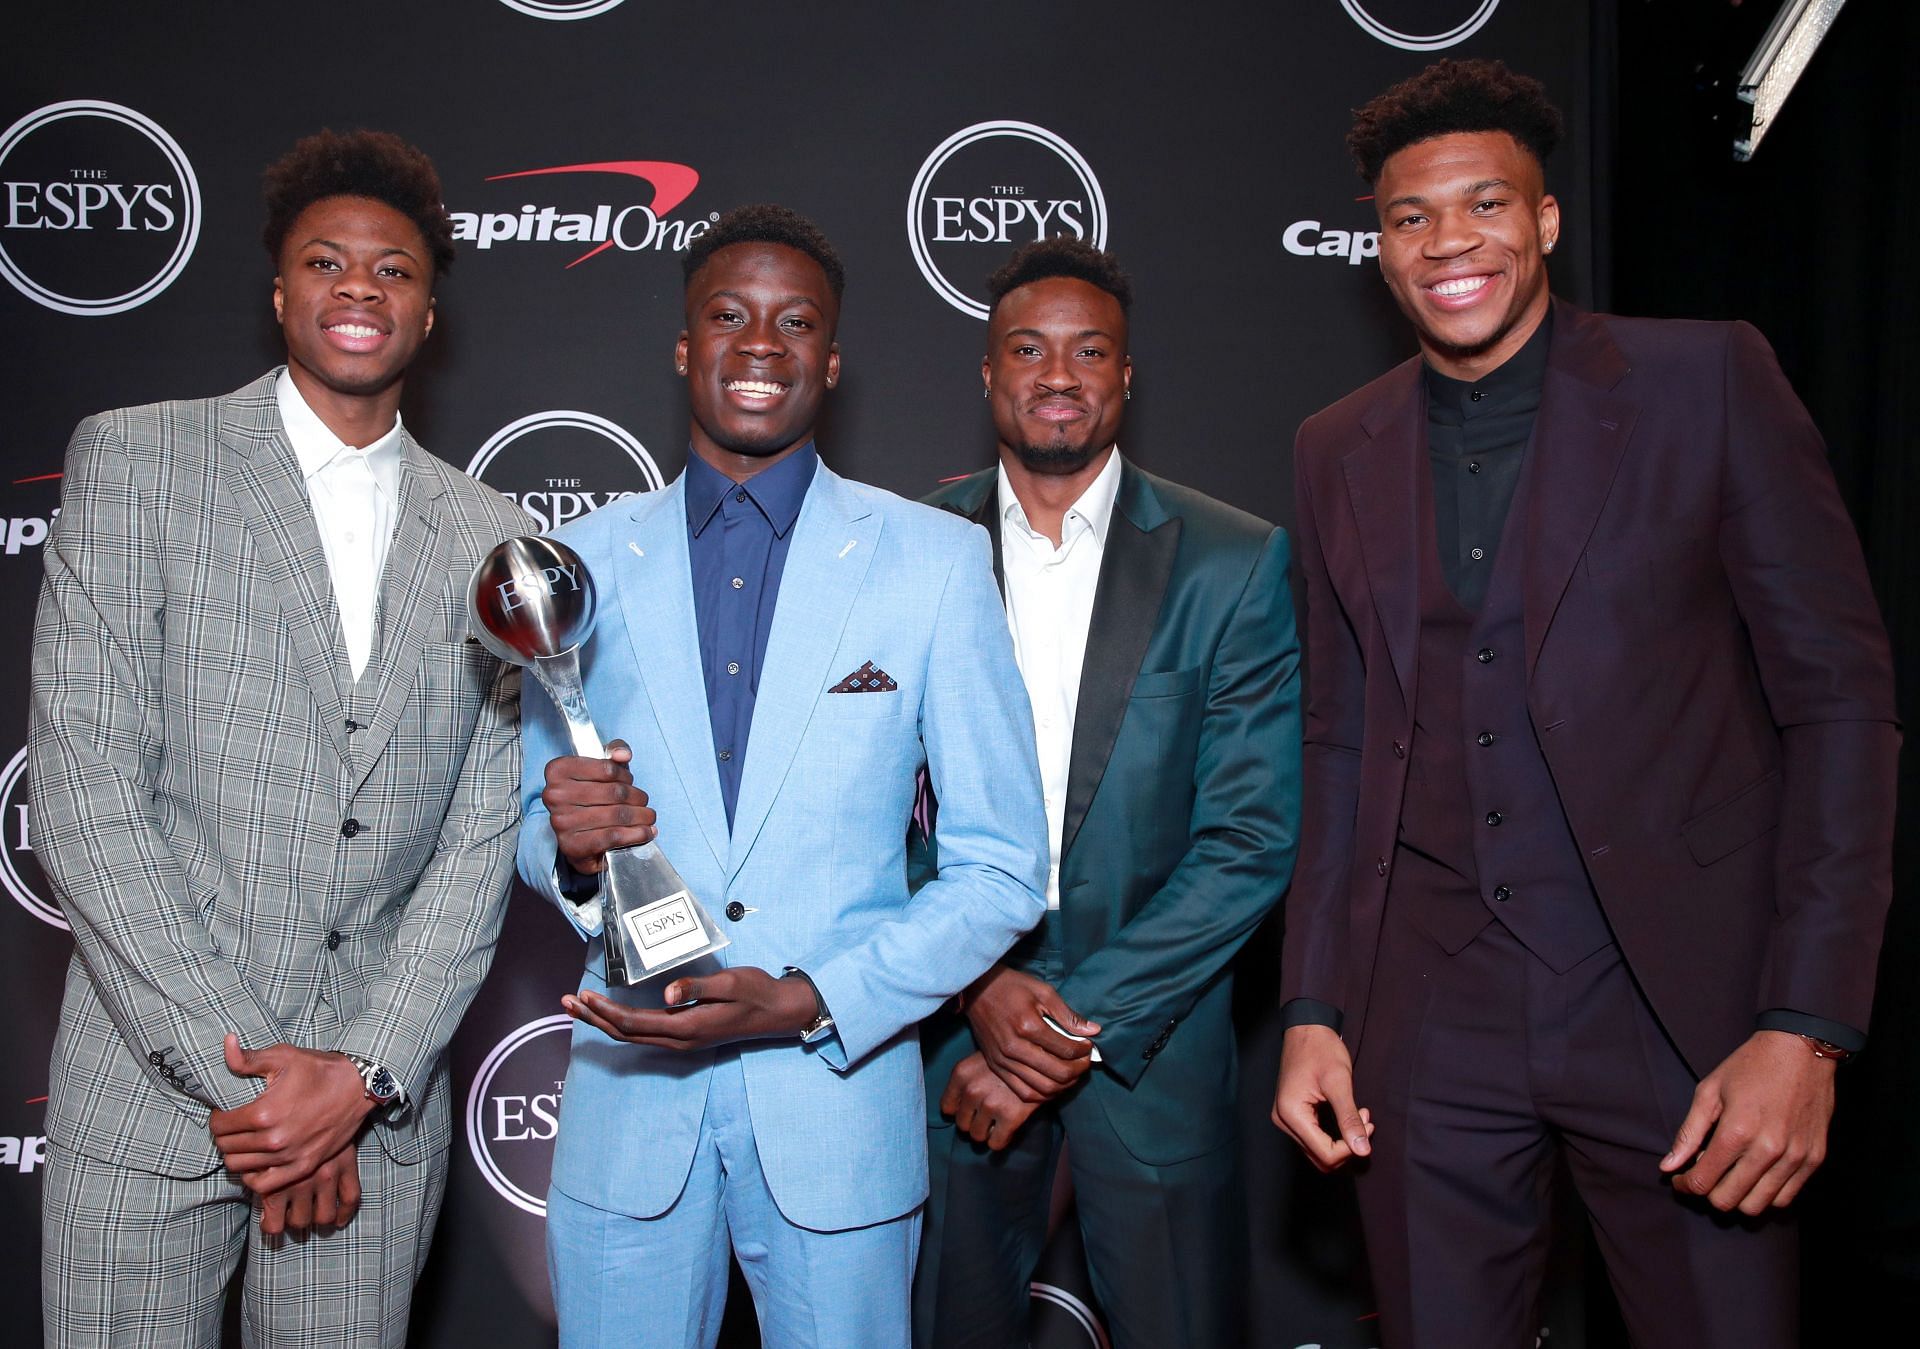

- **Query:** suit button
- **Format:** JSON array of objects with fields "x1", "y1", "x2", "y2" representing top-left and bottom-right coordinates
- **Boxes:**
[
  {"x1": 1477, "y1": 731, "x2": 1496, "y2": 747},
  {"x1": 344, "y1": 718, "x2": 362, "y2": 733},
  {"x1": 1493, "y1": 885, "x2": 1513, "y2": 902},
  {"x1": 724, "y1": 901, "x2": 746, "y2": 922},
  {"x1": 1485, "y1": 811, "x2": 1503, "y2": 827},
  {"x1": 1392, "y1": 740, "x2": 1406, "y2": 759},
  {"x1": 341, "y1": 818, "x2": 362, "y2": 838},
  {"x1": 148, "y1": 1050, "x2": 166, "y2": 1065},
  {"x1": 1477, "y1": 648, "x2": 1496, "y2": 664},
  {"x1": 1375, "y1": 855, "x2": 1389, "y2": 877},
  {"x1": 326, "y1": 930, "x2": 342, "y2": 950}
]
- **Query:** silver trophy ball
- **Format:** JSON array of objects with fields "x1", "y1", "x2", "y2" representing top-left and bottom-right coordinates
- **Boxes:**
[{"x1": 468, "y1": 536, "x2": 598, "y2": 667}]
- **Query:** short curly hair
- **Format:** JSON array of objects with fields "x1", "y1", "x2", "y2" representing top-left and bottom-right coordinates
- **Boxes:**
[
  {"x1": 986, "y1": 236, "x2": 1132, "y2": 315},
  {"x1": 683, "y1": 203, "x2": 845, "y2": 299},
  {"x1": 262, "y1": 129, "x2": 456, "y2": 276},
  {"x1": 1348, "y1": 59, "x2": 1563, "y2": 184}
]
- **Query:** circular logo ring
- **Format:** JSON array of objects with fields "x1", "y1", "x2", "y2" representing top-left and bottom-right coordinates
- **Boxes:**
[
  {"x1": 0, "y1": 100, "x2": 201, "y2": 316},
  {"x1": 466, "y1": 410, "x2": 664, "y2": 491},
  {"x1": 1339, "y1": 0, "x2": 1502, "y2": 51},
  {"x1": 907, "y1": 120, "x2": 1108, "y2": 321},
  {"x1": 0, "y1": 747, "x2": 64, "y2": 930},
  {"x1": 497, "y1": 0, "x2": 628, "y2": 18},
  {"x1": 1030, "y1": 1281, "x2": 1111, "y2": 1349},
  {"x1": 465, "y1": 1013, "x2": 573, "y2": 1217}
]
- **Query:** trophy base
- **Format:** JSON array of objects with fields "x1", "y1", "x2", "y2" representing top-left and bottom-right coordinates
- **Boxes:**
[{"x1": 599, "y1": 842, "x2": 731, "y2": 988}]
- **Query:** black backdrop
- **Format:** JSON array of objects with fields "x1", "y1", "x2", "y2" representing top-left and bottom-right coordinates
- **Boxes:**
[{"x1": 8, "y1": 2, "x2": 1905, "y2": 1346}]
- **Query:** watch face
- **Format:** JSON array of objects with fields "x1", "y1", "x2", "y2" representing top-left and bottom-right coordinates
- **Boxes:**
[{"x1": 370, "y1": 1067, "x2": 400, "y2": 1100}]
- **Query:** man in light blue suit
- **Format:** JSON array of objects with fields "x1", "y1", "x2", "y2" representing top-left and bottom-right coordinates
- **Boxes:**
[{"x1": 515, "y1": 205, "x2": 1049, "y2": 1349}]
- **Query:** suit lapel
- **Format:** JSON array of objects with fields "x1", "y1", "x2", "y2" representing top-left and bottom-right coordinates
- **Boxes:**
[
  {"x1": 1523, "y1": 303, "x2": 1639, "y2": 679},
  {"x1": 726, "y1": 466, "x2": 878, "y2": 878},
  {"x1": 220, "y1": 374, "x2": 352, "y2": 767},
  {"x1": 615, "y1": 479, "x2": 730, "y2": 875},
  {"x1": 1061, "y1": 464, "x2": 1178, "y2": 861},
  {"x1": 349, "y1": 439, "x2": 445, "y2": 787},
  {"x1": 1342, "y1": 361, "x2": 1424, "y2": 704}
]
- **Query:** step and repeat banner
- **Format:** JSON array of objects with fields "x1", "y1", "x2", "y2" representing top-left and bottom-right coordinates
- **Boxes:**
[{"x1": 5, "y1": 4, "x2": 1594, "y2": 1345}]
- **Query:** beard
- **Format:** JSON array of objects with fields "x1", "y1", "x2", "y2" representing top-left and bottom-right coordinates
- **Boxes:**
[{"x1": 1006, "y1": 426, "x2": 1101, "y2": 477}]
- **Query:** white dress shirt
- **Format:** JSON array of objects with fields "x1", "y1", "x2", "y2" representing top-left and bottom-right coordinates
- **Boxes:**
[
  {"x1": 997, "y1": 449, "x2": 1124, "y2": 910},
  {"x1": 276, "y1": 370, "x2": 402, "y2": 680}
]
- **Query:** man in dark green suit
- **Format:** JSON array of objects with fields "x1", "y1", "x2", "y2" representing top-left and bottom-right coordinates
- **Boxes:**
[{"x1": 910, "y1": 238, "x2": 1302, "y2": 1349}]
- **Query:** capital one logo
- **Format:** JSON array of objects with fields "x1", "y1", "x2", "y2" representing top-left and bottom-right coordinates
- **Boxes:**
[
  {"x1": 467, "y1": 411, "x2": 664, "y2": 533},
  {"x1": 449, "y1": 161, "x2": 707, "y2": 267},
  {"x1": 496, "y1": 0, "x2": 627, "y2": 18},
  {"x1": 0, "y1": 746, "x2": 63, "y2": 931},
  {"x1": 908, "y1": 120, "x2": 1108, "y2": 320},
  {"x1": 1339, "y1": 0, "x2": 1501, "y2": 51},
  {"x1": 466, "y1": 1014, "x2": 572, "y2": 1216},
  {"x1": 0, "y1": 100, "x2": 201, "y2": 316}
]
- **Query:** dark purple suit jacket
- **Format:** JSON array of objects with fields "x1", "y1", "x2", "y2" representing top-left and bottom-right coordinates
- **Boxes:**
[{"x1": 1280, "y1": 301, "x2": 1899, "y2": 1077}]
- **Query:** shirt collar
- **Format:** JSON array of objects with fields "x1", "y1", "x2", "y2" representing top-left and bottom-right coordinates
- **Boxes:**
[
  {"x1": 1422, "y1": 308, "x2": 1555, "y2": 421},
  {"x1": 996, "y1": 447, "x2": 1125, "y2": 547},
  {"x1": 275, "y1": 368, "x2": 404, "y2": 497},
  {"x1": 684, "y1": 441, "x2": 820, "y2": 540}
]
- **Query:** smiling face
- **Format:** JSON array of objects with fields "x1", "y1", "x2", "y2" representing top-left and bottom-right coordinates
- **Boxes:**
[
  {"x1": 273, "y1": 195, "x2": 434, "y2": 431},
  {"x1": 983, "y1": 275, "x2": 1130, "y2": 476},
  {"x1": 1374, "y1": 130, "x2": 1559, "y2": 380},
  {"x1": 677, "y1": 241, "x2": 840, "y2": 477}
]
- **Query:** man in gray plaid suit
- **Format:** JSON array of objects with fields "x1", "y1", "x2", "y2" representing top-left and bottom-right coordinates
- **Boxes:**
[{"x1": 31, "y1": 130, "x2": 528, "y2": 1346}]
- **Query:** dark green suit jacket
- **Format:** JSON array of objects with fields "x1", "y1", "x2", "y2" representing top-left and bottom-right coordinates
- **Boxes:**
[{"x1": 915, "y1": 460, "x2": 1301, "y2": 1165}]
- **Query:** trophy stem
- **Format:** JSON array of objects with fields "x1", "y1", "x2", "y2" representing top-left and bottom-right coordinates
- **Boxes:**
[{"x1": 531, "y1": 650, "x2": 606, "y2": 759}]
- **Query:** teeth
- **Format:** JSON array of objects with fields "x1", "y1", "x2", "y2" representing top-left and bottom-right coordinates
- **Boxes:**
[
  {"x1": 327, "y1": 323, "x2": 382, "y2": 338},
  {"x1": 726, "y1": 380, "x2": 784, "y2": 396},
  {"x1": 1431, "y1": 276, "x2": 1490, "y2": 298}
]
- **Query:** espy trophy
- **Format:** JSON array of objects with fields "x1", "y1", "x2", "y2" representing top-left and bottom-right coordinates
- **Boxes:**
[{"x1": 469, "y1": 536, "x2": 729, "y2": 985}]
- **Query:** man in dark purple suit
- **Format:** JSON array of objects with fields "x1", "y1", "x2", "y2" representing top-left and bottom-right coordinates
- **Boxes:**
[{"x1": 1269, "y1": 59, "x2": 1897, "y2": 1347}]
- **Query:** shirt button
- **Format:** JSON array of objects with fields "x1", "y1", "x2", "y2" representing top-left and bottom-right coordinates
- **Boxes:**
[
  {"x1": 1392, "y1": 740, "x2": 1406, "y2": 758},
  {"x1": 1477, "y1": 731, "x2": 1496, "y2": 747},
  {"x1": 340, "y1": 818, "x2": 362, "y2": 838},
  {"x1": 731, "y1": 577, "x2": 744, "y2": 590},
  {"x1": 718, "y1": 748, "x2": 733, "y2": 762},
  {"x1": 726, "y1": 661, "x2": 740, "y2": 676},
  {"x1": 735, "y1": 491, "x2": 747, "y2": 504},
  {"x1": 1376, "y1": 855, "x2": 1389, "y2": 877},
  {"x1": 1470, "y1": 547, "x2": 1485, "y2": 561},
  {"x1": 326, "y1": 930, "x2": 342, "y2": 950},
  {"x1": 1493, "y1": 885, "x2": 1513, "y2": 902},
  {"x1": 1477, "y1": 647, "x2": 1496, "y2": 664},
  {"x1": 1485, "y1": 811, "x2": 1504, "y2": 827},
  {"x1": 1468, "y1": 461, "x2": 1483, "y2": 474},
  {"x1": 1470, "y1": 389, "x2": 1484, "y2": 402},
  {"x1": 724, "y1": 901, "x2": 746, "y2": 922}
]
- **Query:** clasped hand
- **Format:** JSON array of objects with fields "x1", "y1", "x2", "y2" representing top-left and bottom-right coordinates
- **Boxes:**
[
  {"x1": 543, "y1": 740, "x2": 656, "y2": 874},
  {"x1": 940, "y1": 965, "x2": 1101, "y2": 1150},
  {"x1": 209, "y1": 1034, "x2": 372, "y2": 1235}
]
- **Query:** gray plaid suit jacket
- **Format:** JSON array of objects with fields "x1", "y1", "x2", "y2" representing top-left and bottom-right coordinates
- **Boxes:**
[{"x1": 30, "y1": 369, "x2": 529, "y2": 1179}]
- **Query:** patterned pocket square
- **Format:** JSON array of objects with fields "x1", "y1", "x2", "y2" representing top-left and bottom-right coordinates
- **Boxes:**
[{"x1": 830, "y1": 661, "x2": 898, "y2": 693}]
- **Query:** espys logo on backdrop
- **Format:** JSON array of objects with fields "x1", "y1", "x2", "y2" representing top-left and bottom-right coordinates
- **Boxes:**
[
  {"x1": 496, "y1": 0, "x2": 627, "y2": 18},
  {"x1": 1340, "y1": 0, "x2": 1501, "y2": 50},
  {"x1": 908, "y1": 120, "x2": 1108, "y2": 320},
  {"x1": 1, "y1": 746, "x2": 63, "y2": 932},
  {"x1": 0, "y1": 100, "x2": 200, "y2": 316},
  {"x1": 450, "y1": 161, "x2": 709, "y2": 269},
  {"x1": 467, "y1": 1015, "x2": 572, "y2": 1216},
  {"x1": 468, "y1": 411, "x2": 664, "y2": 532}
]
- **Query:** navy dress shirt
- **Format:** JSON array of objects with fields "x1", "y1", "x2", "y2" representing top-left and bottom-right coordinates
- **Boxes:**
[{"x1": 684, "y1": 444, "x2": 818, "y2": 828}]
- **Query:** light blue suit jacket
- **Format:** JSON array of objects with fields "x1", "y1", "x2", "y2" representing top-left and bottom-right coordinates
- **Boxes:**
[{"x1": 517, "y1": 463, "x2": 1048, "y2": 1231}]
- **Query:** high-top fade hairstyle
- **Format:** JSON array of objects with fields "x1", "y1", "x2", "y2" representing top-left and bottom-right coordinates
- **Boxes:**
[
  {"x1": 682, "y1": 204, "x2": 846, "y2": 299},
  {"x1": 261, "y1": 129, "x2": 456, "y2": 276},
  {"x1": 1346, "y1": 58, "x2": 1564, "y2": 185},
  {"x1": 986, "y1": 236, "x2": 1133, "y2": 315}
]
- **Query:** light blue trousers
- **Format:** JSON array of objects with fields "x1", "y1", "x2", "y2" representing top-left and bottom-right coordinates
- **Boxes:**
[{"x1": 547, "y1": 1049, "x2": 919, "y2": 1349}]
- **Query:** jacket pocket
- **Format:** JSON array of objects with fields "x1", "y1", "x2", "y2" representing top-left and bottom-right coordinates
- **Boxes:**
[{"x1": 1680, "y1": 770, "x2": 1782, "y2": 865}]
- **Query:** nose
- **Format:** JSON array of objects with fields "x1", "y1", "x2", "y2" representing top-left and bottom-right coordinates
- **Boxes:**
[
  {"x1": 738, "y1": 313, "x2": 786, "y2": 356},
  {"x1": 1036, "y1": 350, "x2": 1081, "y2": 393},
  {"x1": 333, "y1": 260, "x2": 384, "y2": 303},
  {"x1": 1426, "y1": 207, "x2": 1483, "y2": 259}
]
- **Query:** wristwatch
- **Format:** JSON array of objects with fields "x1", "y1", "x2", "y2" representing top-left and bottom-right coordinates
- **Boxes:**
[
  {"x1": 346, "y1": 1054, "x2": 404, "y2": 1112},
  {"x1": 1799, "y1": 1035, "x2": 1853, "y2": 1063},
  {"x1": 781, "y1": 967, "x2": 835, "y2": 1045}
]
